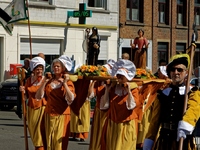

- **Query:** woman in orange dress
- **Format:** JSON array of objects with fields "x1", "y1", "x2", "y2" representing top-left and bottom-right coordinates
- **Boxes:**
[
  {"x1": 20, "y1": 56, "x2": 46, "y2": 150},
  {"x1": 36, "y1": 55, "x2": 76, "y2": 150},
  {"x1": 89, "y1": 59, "x2": 140, "y2": 150},
  {"x1": 89, "y1": 59, "x2": 115, "y2": 150}
]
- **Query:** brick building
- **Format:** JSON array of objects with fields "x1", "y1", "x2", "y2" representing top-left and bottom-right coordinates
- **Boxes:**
[{"x1": 119, "y1": 0, "x2": 200, "y2": 73}]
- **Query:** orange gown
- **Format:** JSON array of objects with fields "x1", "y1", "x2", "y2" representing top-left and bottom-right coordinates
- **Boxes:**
[
  {"x1": 44, "y1": 80, "x2": 76, "y2": 150},
  {"x1": 100, "y1": 84, "x2": 140, "y2": 150}
]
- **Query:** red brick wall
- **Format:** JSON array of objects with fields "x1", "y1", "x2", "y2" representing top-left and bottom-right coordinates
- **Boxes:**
[{"x1": 119, "y1": 0, "x2": 197, "y2": 72}]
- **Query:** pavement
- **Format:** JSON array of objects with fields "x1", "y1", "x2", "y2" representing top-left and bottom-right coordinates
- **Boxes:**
[{"x1": 0, "y1": 109, "x2": 90, "y2": 150}]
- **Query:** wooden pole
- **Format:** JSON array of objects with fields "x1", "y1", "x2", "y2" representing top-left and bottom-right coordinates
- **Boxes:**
[
  {"x1": 25, "y1": 0, "x2": 32, "y2": 59},
  {"x1": 17, "y1": 67, "x2": 29, "y2": 150},
  {"x1": 179, "y1": 43, "x2": 196, "y2": 150}
]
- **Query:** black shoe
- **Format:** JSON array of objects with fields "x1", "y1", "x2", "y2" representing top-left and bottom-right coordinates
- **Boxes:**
[
  {"x1": 80, "y1": 138, "x2": 84, "y2": 142},
  {"x1": 69, "y1": 137, "x2": 78, "y2": 141}
]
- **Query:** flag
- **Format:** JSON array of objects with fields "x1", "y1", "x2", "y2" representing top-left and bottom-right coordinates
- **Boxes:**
[
  {"x1": 4, "y1": 0, "x2": 28, "y2": 23},
  {"x1": 0, "y1": 8, "x2": 12, "y2": 24},
  {"x1": 0, "y1": 8, "x2": 13, "y2": 35},
  {"x1": 0, "y1": 0, "x2": 28, "y2": 35}
]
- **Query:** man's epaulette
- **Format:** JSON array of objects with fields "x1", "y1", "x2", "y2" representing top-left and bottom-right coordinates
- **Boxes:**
[{"x1": 188, "y1": 86, "x2": 200, "y2": 96}]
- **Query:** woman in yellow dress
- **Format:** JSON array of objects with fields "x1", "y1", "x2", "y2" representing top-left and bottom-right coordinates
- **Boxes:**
[
  {"x1": 89, "y1": 59, "x2": 140, "y2": 150},
  {"x1": 20, "y1": 56, "x2": 46, "y2": 150},
  {"x1": 36, "y1": 55, "x2": 76, "y2": 150}
]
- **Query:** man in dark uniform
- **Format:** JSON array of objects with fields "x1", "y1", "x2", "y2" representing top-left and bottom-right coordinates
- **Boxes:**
[
  {"x1": 15, "y1": 58, "x2": 31, "y2": 119},
  {"x1": 143, "y1": 54, "x2": 200, "y2": 150}
]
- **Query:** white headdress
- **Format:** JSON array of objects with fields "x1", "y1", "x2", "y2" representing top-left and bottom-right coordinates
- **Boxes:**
[
  {"x1": 30, "y1": 57, "x2": 45, "y2": 71},
  {"x1": 58, "y1": 55, "x2": 72, "y2": 71},
  {"x1": 112, "y1": 59, "x2": 136, "y2": 81}
]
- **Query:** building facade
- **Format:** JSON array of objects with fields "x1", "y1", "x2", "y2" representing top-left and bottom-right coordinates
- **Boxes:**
[
  {"x1": 0, "y1": 0, "x2": 118, "y2": 81},
  {"x1": 119, "y1": 0, "x2": 200, "y2": 73}
]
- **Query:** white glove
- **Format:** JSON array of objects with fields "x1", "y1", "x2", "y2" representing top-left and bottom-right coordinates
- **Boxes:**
[
  {"x1": 143, "y1": 139, "x2": 154, "y2": 150},
  {"x1": 177, "y1": 129, "x2": 187, "y2": 141}
]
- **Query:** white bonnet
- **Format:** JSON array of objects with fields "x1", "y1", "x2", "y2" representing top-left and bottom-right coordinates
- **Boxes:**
[
  {"x1": 58, "y1": 55, "x2": 72, "y2": 71},
  {"x1": 30, "y1": 56, "x2": 45, "y2": 71},
  {"x1": 103, "y1": 59, "x2": 116, "y2": 75},
  {"x1": 107, "y1": 59, "x2": 116, "y2": 68},
  {"x1": 111, "y1": 59, "x2": 136, "y2": 81},
  {"x1": 159, "y1": 66, "x2": 168, "y2": 77}
]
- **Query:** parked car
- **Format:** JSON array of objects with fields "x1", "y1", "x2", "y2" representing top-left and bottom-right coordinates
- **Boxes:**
[{"x1": 0, "y1": 78, "x2": 18, "y2": 110}]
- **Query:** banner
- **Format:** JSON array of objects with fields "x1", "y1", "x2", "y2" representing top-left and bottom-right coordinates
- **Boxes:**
[
  {"x1": 4, "y1": 0, "x2": 28, "y2": 24},
  {"x1": 0, "y1": 0, "x2": 28, "y2": 35}
]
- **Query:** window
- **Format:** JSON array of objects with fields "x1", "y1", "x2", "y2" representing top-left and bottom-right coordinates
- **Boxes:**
[
  {"x1": 158, "y1": 0, "x2": 169, "y2": 24},
  {"x1": 195, "y1": 0, "x2": 200, "y2": 25},
  {"x1": 177, "y1": 0, "x2": 186, "y2": 25},
  {"x1": 88, "y1": 0, "x2": 107, "y2": 9},
  {"x1": 176, "y1": 43, "x2": 186, "y2": 54},
  {"x1": 126, "y1": 0, "x2": 143, "y2": 22},
  {"x1": 158, "y1": 42, "x2": 168, "y2": 65}
]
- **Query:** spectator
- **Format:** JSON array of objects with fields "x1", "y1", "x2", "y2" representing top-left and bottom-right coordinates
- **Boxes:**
[{"x1": 121, "y1": 53, "x2": 130, "y2": 60}]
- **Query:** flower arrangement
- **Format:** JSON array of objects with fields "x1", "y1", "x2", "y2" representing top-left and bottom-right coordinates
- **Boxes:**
[
  {"x1": 75, "y1": 65, "x2": 110, "y2": 77},
  {"x1": 135, "y1": 68, "x2": 157, "y2": 79}
]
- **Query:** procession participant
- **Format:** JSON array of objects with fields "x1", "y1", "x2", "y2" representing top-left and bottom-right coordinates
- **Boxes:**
[
  {"x1": 157, "y1": 66, "x2": 172, "y2": 90},
  {"x1": 130, "y1": 29, "x2": 149, "y2": 69},
  {"x1": 16, "y1": 58, "x2": 31, "y2": 119},
  {"x1": 136, "y1": 66, "x2": 170, "y2": 149},
  {"x1": 89, "y1": 59, "x2": 116, "y2": 150},
  {"x1": 87, "y1": 26, "x2": 101, "y2": 66},
  {"x1": 143, "y1": 54, "x2": 200, "y2": 150},
  {"x1": 154, "y1": 59, "x2": 167, "y2": 78},
  {"x1": 19, "y1": 56, "x2": 46, "y2": 150},
  {"x1": 35, "y1": 55, "x2": 76, "y2": 150},
  {"x1": 69, "y1": 64, "x2": 91, "y2": 142},
  {"x1": 98, "y1": 59, "x2": 140, "y2": 150}
]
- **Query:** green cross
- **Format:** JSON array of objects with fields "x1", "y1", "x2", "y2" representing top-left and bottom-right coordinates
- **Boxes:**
[{"x1": 68, "y1": 3, "x2": 92, "y2": 24}]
